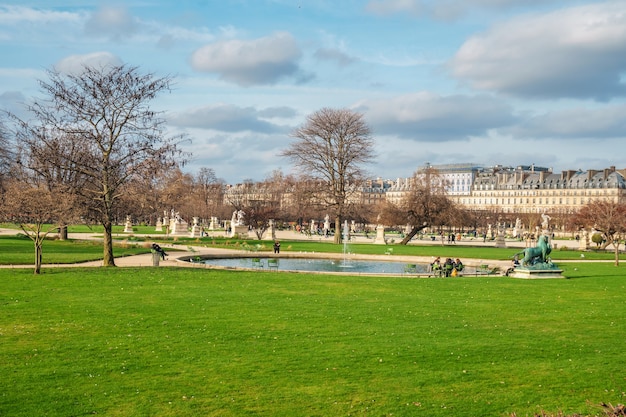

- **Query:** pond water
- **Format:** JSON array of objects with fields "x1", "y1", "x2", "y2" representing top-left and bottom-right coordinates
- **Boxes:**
[{"x1": 200, "y1": 257, "x2": 430, "y2": 274}]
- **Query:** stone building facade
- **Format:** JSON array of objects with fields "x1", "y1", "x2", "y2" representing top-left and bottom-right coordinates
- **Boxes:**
[{"x1": 453, "y1": 165, "x2": 626, "y2": 213}]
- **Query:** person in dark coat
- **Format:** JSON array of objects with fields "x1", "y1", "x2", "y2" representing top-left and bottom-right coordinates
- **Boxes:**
[{"x1": 152, "y1": 243, "x2": 167, "y2": 260}]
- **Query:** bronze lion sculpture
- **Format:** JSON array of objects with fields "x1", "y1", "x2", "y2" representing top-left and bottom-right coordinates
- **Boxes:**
[{"x1": 515, "y1": 235, "x2": 552, "y2": 266}]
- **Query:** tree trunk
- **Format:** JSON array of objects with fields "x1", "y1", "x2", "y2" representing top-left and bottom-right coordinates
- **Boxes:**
[
  {"x1": 34, "y1": 240, "x2": 42, "y2": 275},
  {"x1": 400, "y1": 225, "x2": 427, "y2": 245},
  {"x1": 334, "y1": 216, "x2": 342, "y2": 245},
  {"x1": 58, "y1": 225, "x2": 68, "y2": 240},
  {"x1": 102, "y1": 221, "x2": 116, "y2": 267}
]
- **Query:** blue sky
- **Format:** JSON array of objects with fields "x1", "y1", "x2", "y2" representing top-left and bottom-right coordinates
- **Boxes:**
[{"x1": 1, "y1": 0, "x2": 625, "y2": 183}]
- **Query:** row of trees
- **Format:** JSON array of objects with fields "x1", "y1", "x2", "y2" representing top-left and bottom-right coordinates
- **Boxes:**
[{"x1": 1, "y1": 63, "x2": 625, "y2": 273}]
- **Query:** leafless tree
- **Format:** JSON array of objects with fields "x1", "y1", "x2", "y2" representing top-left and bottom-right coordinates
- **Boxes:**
[
  {"x1": 380, "y1": 167, "x2": 454, "y2": 245},
  {"x1": 0, "y1": 121, "x2": 13, "y2": 183},
  {"x1": 1, "y1": 177, "x2": 77, "y2": 274},
  {"x1": 571, "y1": 200, "x2": 626, "y2": 266},
  {"x1": 244, "y1": 200, "x2": 279, "y2": 240},
  {"x1": 13, "y1": 129, "x2": 91, "y2": 240},
  {"x1": 281, "y1": 108, "x2": 373, "y2": 244},
  {"x1": 193, "y1": 168, "x2": 226, "y2": 222},
  {"x1": 11, "y1": 64, "x2": 187, "y2": 266}
]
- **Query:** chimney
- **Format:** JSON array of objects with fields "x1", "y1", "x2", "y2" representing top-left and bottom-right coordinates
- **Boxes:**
[
  {"x1": 539, "y1": 171, "x2": 546, "y2": 182},
  {"x1": 603, "y1": 166, "x2": 616, "y2": 179}
]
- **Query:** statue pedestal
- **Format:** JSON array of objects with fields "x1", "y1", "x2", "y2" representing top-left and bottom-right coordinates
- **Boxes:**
[
  {"x1": 190, "y1": 225, "x2": 201, "y2": 238},
  {"x1": 155, "y1": 219, "x2": 163, "y2": 232},
  {"x1": 124, "y1": 221, "x2": 133, "y2": 233},
  {"x1": 579, "y1": 237, "x2": 589, "y2": 251},
  {"x1": 374, "y1": 225, "x2": 386, "y2": 245},
  {"x1": 509, "y1": 266, "x2": 564, "y2": 279},
  {"x1": 264, "y1": 224, "x2": 276, "y2": 240},
  {"x1": 230, "y1": 225, "x2": 248, "y2": 238},
  {"x1": 494, "y1": 235, "x2": 506, "y2": 248},
  {"x1": 170, "y1": 220, "x2": 188, "y2": 235}
]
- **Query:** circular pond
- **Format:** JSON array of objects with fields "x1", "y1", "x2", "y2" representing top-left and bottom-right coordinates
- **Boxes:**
[{"x1": 200, "y1": 257, "x2": 430, "y2": 275}]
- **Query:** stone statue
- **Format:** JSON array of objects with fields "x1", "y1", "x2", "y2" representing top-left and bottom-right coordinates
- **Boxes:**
[
  {"x1": 513, "y1": 217, "x2": 522, "y2": 238},
  {"x1": 235, "y1": 210, "x2": 245, "y2": 226},
  {"x1": 541, "y1": 212, "x2": 551, "y2": 230}
]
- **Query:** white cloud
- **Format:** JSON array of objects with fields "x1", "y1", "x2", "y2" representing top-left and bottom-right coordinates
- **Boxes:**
[
  {"x1": 504, "y1": 104, "x2": 626, "y2": 139},
  {"x1": 54, "y1": 52, "x2": 123, "y2": 75},
  {"x1": 0, "y1": 5, "x2": 81, "y2": 25},
  {"x1": 356, "y1": 92, "x2": 516, "y2": 141},
  {"x1": 190, "y1": 32, "x2": 304, "y2": 87},
  {"x1": 182, "y1": 130, "x2": 287, "y2": 182},
  {"x1": 167, "y1": 103, "x2": 291, "y2": 133},
  {"x1": 450, "y1": 2, "x2": 626, "y2": 99},
  {"x1": 365, "y1": 0, "x2": 566, "y2": 20},
  {"x1": 314, "y1": 48, "x2": 357, "y2": 67},
  {"x1": 84, "y1": 5, "x2": 137, "y2": 39}
]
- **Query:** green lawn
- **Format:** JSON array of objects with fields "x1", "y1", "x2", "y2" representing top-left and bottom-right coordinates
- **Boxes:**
[
  {"x1": 1, "y1": 265, "x2": 624, "y2": 416},
  {"x1": 0, "y1": 222, "x2": 167, "y2": 235},
  {"x1": 0, "y1": 235, "x2": 150, "y2": 265}
]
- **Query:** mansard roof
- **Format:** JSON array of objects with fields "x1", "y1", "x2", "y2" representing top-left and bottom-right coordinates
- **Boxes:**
[
  {"x1": 467, "y1": 165, "x2": 626, "y2": 191},
  {"x1": 516, "y1": 168, "x2": 626, "y2": 189}
]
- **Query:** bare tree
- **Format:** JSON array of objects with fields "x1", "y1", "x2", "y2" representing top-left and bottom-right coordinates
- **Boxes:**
[
  {"x1": 12, "y1": 64, "x2": 187, "y2": 266},
  {"x1": 571, "y1": 200, "x2": 626, "y2": 266},
  {"x1": 1, "y1": 177, "x2": 77, "y2": 274},
  {"x1": 244, "y1": 200, "x2": 279, "y2": 240},
  {"x1": 281, "y1": 108, "x2": 373, "y2": 244},
  {"x1": 380, "y1": 167, "x2": 454, "y2": 245},
  {"x1": 0, "y1": 121, "x2": 13, "y2": 182},
  {"x1": 14, "y1": 129, "x2": 91, "y2": 240},
  {"x1": 193, "y1": 167, "x2": 226, "y2": 222}
]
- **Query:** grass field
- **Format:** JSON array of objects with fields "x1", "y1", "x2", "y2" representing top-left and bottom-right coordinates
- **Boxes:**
[
  {"x1": 0, "y1": 235, "x2": 150, "y2": 265},
  {"x1": 1, "y1": 262, "x2": 625, "y2": 416}
]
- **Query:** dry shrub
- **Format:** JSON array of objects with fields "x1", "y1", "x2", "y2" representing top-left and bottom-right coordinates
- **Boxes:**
[
  {"x1": 510, "y1": 403, "x2": 624, "y2": 417},
  {"x1": 600, "y1": 403, "x2": 625, "y2": 416}
]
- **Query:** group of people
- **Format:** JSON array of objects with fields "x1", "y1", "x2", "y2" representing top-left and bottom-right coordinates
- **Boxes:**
[{"x1": 431, "y1": 256, "x2": 464, "y2": 277}]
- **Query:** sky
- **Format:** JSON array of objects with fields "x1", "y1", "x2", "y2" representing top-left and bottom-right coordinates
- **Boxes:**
[{"x1": 1, "y1": 0, "x2": 625, "y2": 184}]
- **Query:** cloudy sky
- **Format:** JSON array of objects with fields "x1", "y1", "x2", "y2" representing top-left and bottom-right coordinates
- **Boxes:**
[{"x1": 1, "y1": 0, "x2": 625, "y2": 183}]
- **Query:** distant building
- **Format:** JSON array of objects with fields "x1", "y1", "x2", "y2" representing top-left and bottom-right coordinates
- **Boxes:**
[
  {"x1": 224, "y1": 163, "x2": 626, "y2": 217},
  {"x1": 420, "y1": 162, "x2": 482, "y2": 196},
  {"x1": 455, "y1": 165, "x2": 626, "y2": 213},
  {"x1": 376, "y1": 162, "x2": 483, "y2": 204}
]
